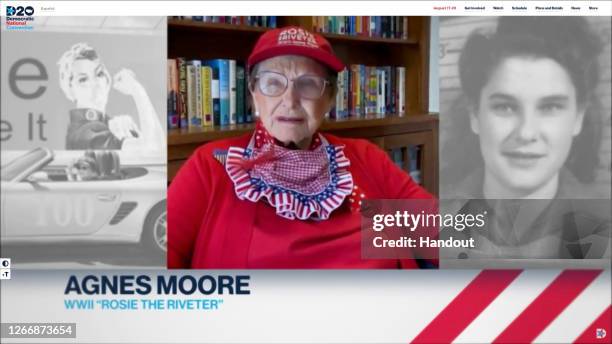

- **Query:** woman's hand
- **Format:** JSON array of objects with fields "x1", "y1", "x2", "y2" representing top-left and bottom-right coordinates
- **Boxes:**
[
  {"x1": 108, "y1": 115, "x2": 141, "y2": 140},
  {"x1": 112, "y1": 69, "x2": 144, "y2": 97}
]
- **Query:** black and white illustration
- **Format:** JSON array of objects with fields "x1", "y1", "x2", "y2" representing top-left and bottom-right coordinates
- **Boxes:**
[
  {"x1": 439, "y1": 17, "x2": 611, "y2": 264},
  {"x1": 58, "y1": 42, "x2": 165, "y2": 151},
  {"x1": 1, "y1": 17, "x2": 167, "y2": 268}
]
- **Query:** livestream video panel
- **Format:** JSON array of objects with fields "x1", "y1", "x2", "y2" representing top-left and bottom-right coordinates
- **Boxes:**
[{"x1": 1, "y1": 4, "x2": 610, "y2": 343}]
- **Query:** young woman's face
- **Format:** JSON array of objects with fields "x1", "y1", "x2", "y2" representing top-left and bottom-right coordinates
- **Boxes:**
[
  {"x1": 69, "y1": 59, "x2": 111, "y2": 112},
  {"x1": 251, "y1": 55, "x2": 334, "y2": 148},
  {"x1": 471, "y1": 56, "x2": 585, "y2": 195}
]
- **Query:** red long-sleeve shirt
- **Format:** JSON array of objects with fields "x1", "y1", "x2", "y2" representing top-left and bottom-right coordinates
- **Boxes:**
[{"x1": 168, "y1": 132, "x2": 433, "y2": 269}]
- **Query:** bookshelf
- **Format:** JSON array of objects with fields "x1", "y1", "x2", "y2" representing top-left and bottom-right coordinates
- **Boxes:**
[{"x1": 167, "y1": 16, "x2": 439, "y2": 195}]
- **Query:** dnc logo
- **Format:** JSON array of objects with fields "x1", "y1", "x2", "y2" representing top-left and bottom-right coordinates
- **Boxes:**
[{"x1": 6, "y1": 5, "x2": 34, "y2": 16}]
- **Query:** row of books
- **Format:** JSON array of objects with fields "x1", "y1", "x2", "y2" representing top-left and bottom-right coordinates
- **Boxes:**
[
  {"x1": 331, "y1": 65, "x2": 406, "y2": 119},
  {"x1": 167, "y1": 58, "x2": 253, "y2": 129},
  {"x1": 391, "y1": 146, "x2": 422, "y2": 184},
  {"x1": 170, "y1": 16, "x2": 277, "y2": 28},
  {"x1": 167, "y1": 59, "x2": 407, "y2": 128},
  {"x1": 313, "y1": 16, "x2": 409, "y2": 40},
  {"x1": 169, "y1": 16, "x2": 409, "y2": 40}
]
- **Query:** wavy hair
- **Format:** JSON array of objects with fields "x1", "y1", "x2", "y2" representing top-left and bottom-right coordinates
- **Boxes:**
[{"x1": 441, "y1": 17, "x2": 604, "y2": 190}]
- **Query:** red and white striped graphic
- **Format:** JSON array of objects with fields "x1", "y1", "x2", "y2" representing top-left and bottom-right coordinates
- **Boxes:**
[
  {"x1": 411, "y1": 269, "x2": 611, "y2": 344},
  {"x1": 1, "y1": 270, "x2": 609, "y2": 342}
]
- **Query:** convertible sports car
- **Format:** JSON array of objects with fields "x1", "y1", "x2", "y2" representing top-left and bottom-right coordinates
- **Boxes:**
[{"x1": 1, "y1": 148, "x2": 167, "y2": 256}]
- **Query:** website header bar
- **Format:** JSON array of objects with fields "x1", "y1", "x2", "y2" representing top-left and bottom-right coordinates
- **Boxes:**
[{"x1": 1, "y1": 1, "x2": 611, "y2": 16}]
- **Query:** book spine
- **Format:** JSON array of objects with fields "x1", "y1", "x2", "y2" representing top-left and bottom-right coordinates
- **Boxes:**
[
  {"x1": 409, "y1": 146, "x2": 421, "y2": 183},
  {"x1": 236, "y1": 64, "x2": 245, "y2": 124},
  {"x1": 383, "y1": 68, "x2": 388, "y2": 115},
  {"x1": 381, "y1": 68, "x2": 387, "y2": 115},
  {"x1": 167, "y1": 59, "x2": 179, "y2": 129},
  {"x1": 185, "y1": 63, "x2": 198, "y2": 128},
  {"x1": 370, "y1": 16, "x2": 375, "y2": 37},
  {"x1": 398, "y1": 66, "x2": 405, "y2": 116},
  {"x1": 206, "y1": 60, "x2": 221, "y2": 126},
  {"x1": 382, "y1": 17, "x2": 388, "y2": 38},
  {"x1": 342, "y1": 70, "x2": 349, "y2": 118},
  {"x1": 347, "y1": 66, "x2": 352, "y2": 116},
  {"x1": 229, "y1": 60, "x2": 237, "y2": 125},
  {"x1": 345, "y1": 17, "x2": 349, "y2": 35},
  {"x1": 395, "y1": 67, "x2": 402, "y2": 116},
  {"x1": 394, "y1": 16, "x2": 400, "y2": 39},
  {"x1": 383, "y1": 67, "x2": 391, "y2": 115},
  {"x1": 219, "y1": 59, "x2": 230, "y2": 126},
  {"x1": 350, "y1": 65, "x2": 358, "y2": 117},
  {"x1": 392, "y1": 148, "x2": 402, "y2": 169},
  {"x1": 194, "y1": 60, "x2": 203, "y2": 127},
  {"x1": 177, "y1": 57, "x2": 188, "y2": 128},
  {"x1": 383, "y1": 66, "x2": 391, "y2": 114},
  {"x1": 201, "y1": 66, "x2": 213, "y2": 127},
  {"x1": 362, "y1": 66, "x2": 368, "y2": 115},
  {"x1": 334, "y1": 70, "x2": 343, "y2": 119},
  {"x1": 390, "y1": 66, "x2": 396, "y2": 115},
  {"x1": 359, "y1": 64, "x2": 366, "y2": 116},
  {"x1": 369, "y1": 66, "x2": 376, "y2": 115},
  {"x1": 376, "y1": 69, "x2": 382, "y2": 115}
]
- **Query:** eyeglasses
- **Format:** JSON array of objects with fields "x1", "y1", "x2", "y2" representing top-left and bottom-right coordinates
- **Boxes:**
[{"x1": 254, "y1": 71, "x2": 330, "y2": 100}]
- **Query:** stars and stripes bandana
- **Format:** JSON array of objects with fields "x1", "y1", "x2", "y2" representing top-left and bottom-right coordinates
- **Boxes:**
[{"x1": 225, "y1": 122, "x2": 354, "y2": 220}]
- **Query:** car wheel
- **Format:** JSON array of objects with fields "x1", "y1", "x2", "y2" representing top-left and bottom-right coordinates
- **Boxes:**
[{"x1": 142, "y1": 201, "x2": 166, "y2": 255}]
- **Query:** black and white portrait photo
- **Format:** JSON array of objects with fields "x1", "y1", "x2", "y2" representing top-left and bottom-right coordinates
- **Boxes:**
[{"x1": 439, "y1": 17, "x2": 611, "y2": 266}]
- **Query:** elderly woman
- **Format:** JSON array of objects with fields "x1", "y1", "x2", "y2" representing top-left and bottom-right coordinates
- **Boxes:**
[
  {"x1": 440, "y1": 17, "x2": 610, "y2": 260},
  {"x1": 58, "y1": 43, "x2": 164, "y2": 151},
  {"x1": 168, "y1": 26, "x2": 433, "y2": 269}
]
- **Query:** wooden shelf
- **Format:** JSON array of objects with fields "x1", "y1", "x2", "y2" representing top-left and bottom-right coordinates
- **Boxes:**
[
  {"x1": 168, "y1": 122, "x2": 254, "y2": 145},
  {"x1": 168, "y1": 114, "x2": 436, "y2": 145}
]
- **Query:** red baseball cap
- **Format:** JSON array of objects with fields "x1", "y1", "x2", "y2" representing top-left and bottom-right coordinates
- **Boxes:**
[{"x1": 248, "y1": 26, "x2": 345, "y2": 73}]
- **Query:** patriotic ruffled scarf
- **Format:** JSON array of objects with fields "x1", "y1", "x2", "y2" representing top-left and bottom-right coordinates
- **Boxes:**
[{"x1": 225, "y1": 123, "x2": 354, "y2": 220}]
